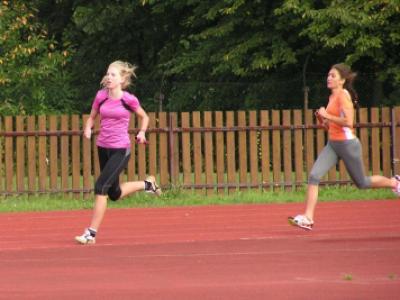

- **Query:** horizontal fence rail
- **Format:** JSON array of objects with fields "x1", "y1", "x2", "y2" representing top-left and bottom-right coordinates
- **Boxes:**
[
  {"x1": 0, "y1": 122, "x2": 394, "y2": 137},
  {"x1": 0, "y1": 107, "x2": 400, "y2": 197}
]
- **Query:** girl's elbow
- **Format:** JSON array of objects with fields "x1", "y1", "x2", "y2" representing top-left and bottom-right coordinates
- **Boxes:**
[{"x1": 139, "y1": 113, "x2": 149, "y2": 124}]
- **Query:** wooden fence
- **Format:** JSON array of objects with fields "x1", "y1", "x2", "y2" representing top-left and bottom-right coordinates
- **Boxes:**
[{"x1": 1, "y1": 107, "x2": 400, "y2": 197}]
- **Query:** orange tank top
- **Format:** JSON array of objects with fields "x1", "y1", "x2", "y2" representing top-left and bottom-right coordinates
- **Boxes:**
[{"x1": 326, "y1": 90, "x2": 356, "y2": 141}]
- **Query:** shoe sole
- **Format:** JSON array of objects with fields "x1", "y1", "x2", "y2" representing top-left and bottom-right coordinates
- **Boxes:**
[
  {"x1": 393, "y1": 175, "x2": 400, "y2": 196},
  {"x1": 75, "y1": 236, "x2": 96, "y2": 245},
  {"x1": 288, "y1": 216, "x2": 313, "y2": 231},
  {"x1": 145, "y1": 190, "x2": 162, "y2": 196}
]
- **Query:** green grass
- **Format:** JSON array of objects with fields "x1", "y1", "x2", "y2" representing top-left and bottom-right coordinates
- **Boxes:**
[
  {"x1": 0, "y1": 185, "x2": 396, "y2": 213},
  {"x1": 342, "y1": 274, "x2": 353, "y2": 281}
]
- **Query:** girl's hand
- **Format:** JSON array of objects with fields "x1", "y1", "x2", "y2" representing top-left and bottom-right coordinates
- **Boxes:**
[
  {"x1": 135, "y1": 130, "x2": 147, "y2": 144},
  {"x1": 84, "y1": 127, "x2": 92, "y2": 139},
  {"x1": 316, "y1": 108, "x2": 329, "y2": 131},
  {"x1": 315, "y1": 110, "x2": 324, "y2": 124},
  {"x1": 317, "y1": 107, "x2": 328, "y2": 119}
]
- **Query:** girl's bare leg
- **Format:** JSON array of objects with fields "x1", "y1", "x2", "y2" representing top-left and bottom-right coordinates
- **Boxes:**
[
  {"x1": 369, "y1": 175, "x2": 396, "y2": 189},
  {"x1": 119, "y1": 181, "x2": 145, "y2": 198},
  {"x1": 86, "y1": 178, "x2": 158, "y2": 233},
  {"x1": 303, "y1": 176, "x2": 396, "y2": 222},
  {"x1": 89, "y1": 195, "x2": 108, "y2": 231},
  {"x1": 304, "y1": 184, "x2": 319, "y2": 221}
]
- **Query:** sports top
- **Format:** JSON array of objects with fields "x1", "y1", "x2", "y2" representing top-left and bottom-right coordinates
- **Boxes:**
[
  {"x1": 92, "y1": 89, "x2": 140, "y2": 148},
  {"x1": 326, "y1": 89, "x2": 355, "y2": 141}
]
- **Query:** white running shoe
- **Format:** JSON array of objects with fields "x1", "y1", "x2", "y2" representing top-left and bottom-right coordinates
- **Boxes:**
[
  {"x1": 145, "y1": 175, "x2": 162, "y2": 196},
  {"x1": 75, "y1": 229, "x2": 96, "y2": 245},
  {"x1": 392, "y1": 175, "x2": 400, "y2": 196},
  {"x1": 288, "y1": 215, "x2": 314, "y2": 230}
]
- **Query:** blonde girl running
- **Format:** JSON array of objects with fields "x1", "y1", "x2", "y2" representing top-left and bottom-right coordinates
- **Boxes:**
[{"x1": 75, "y1": 61, "x2": 161, "y2": 244}]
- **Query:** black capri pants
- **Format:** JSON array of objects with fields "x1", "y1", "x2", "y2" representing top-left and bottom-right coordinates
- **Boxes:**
[{"x1": 94, "y1": 146, "x2": 131, "y2": 201}]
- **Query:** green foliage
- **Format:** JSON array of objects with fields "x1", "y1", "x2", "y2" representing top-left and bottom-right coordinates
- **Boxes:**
[
  {"x1": 59, "y1": 0, "x2": 171, "y2": 112},
  {"x1": 0, "y1": 1, "x2": 77, "y2": 115},
  {"x1": 2, "y1": 0, "x2": 400, "y2": 113},
  {"x1": 151, "y1": 0, "x2": 296, "y2": 78},
  {"x1": 142, "y1": 0, "x2": 400, "y2": 109},
  {"x1": 342, "y1": 274, "x2": 353, "y2": 281},
  {"x1": 277, "y1": 0, "x2": 400, "y2": 85}
]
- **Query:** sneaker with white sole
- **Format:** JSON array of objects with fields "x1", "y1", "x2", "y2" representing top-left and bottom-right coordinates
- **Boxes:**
[
  {"x1": 145, "y1": 175, "x2": 162, "y2": 196},
  {"x1": 75, "y1": 229, "x2": 96, "y2": 245},
  {"x1": 288, "y1": 215, "x2": 314, "y2": 230},
  {"x1": 392, "y1": 175, "x2": 400, "y2": 196}
]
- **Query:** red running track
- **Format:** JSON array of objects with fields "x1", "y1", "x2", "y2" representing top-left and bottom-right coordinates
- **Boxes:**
[{"x1": 0, "y1": 200, "x2": 399, "y2": 300}]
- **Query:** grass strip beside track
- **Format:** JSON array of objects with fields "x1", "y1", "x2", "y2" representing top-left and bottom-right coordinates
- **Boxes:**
[{"x1": 0, "y1": 186, "x2": 396, "y2": 213}]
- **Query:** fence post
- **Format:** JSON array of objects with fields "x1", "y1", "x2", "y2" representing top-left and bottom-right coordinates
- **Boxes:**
[
  {"x1": 0, "y1": 116, "x2": 2, "y2": 192},
  {"x1": 158, "y1": 112, "x2": 169, "y2": 187},
  {"x1": 392, "y1": 107, "x2": 400, "y2": 175},
  {"x1": 168, "y1": 113, "x2": 175, "y2": 186}
]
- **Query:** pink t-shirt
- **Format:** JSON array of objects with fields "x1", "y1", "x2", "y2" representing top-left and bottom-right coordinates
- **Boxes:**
[{"x1": 92, "y1": 89, "x2": 140, "y2": 148}]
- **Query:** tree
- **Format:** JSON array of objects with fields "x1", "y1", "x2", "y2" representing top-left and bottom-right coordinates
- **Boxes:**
[
  {"x1": 0, "y1": 0, "x2": 76, "y2": 115},
  {"x1": 139, "y1": 0, "x2": 309, "y2": 110},
  {"x1": 53, "y1": 0, "x2": 173, "y2": 112},
  {"x1": 276, "y1": 0, "x2": 400, "y2": 105},
  {"x1": 145, "y1": 0, "x2": 400, "y2": 108},
  {"x1": 9, "y1": 0, "x2": 399, "y2": 113}
]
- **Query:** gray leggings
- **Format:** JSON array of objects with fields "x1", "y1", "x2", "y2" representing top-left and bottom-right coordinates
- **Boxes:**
[{"x1": 308, "y1": 138, "x2": 371, "y2": 188}]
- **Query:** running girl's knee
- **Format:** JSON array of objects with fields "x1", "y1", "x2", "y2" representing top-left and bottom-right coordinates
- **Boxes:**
[
  {"x1": 353, "y1": 177, "x2": 371, "y2": 189},
  {"x1": 107, "y1": 188, "x2": 122, "y2": 201},
  {"x1": 308, "y1": 172, "x2": 321, "y2": 185},
  {"x1": 94, "y1": 180, "x2": 108, "y2": 196}
]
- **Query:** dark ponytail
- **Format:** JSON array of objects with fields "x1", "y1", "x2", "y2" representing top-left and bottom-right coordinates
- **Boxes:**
[{"x1": 332, "y1": 63, "x2": 359, "y2": 108}]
